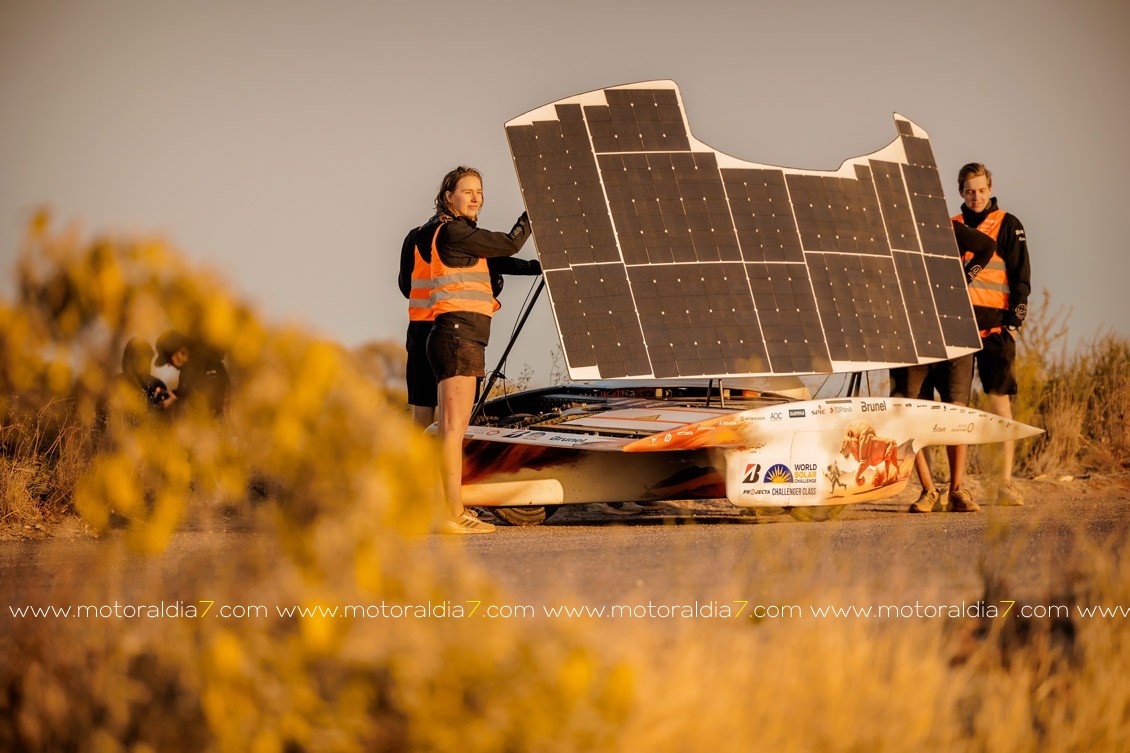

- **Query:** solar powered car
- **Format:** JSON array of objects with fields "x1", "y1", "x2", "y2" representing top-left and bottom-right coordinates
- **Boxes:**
[{"x1": 453, "y1": 82, "x2": 1039, "y2": 525}]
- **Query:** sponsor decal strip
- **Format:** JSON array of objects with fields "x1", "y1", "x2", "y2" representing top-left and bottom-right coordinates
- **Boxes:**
[{"x1": 464, "y1": 426, "x2": 631, "y2": 449}]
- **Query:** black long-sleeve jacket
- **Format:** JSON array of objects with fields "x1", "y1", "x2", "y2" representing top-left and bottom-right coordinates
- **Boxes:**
[
  {"x1": 958, "y1": 199, "x2": 1032, "y2": 330},
  {"x1": 398, "y1": 212, "x2": 533, "y2": 345},
  {"x1": 397, "y1": 231, "x2": 540, "y2": 299},
  {"x1": 952, "y1": 219, "x2": 996, "y2": 284}
]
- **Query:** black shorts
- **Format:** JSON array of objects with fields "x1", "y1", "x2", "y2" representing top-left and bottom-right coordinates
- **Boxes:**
[
  {"x1": 406, "y1": 341, "x2": 438, "y2": 408},
  {"x1": 405, "y1": 322, "x2": 437, "y2": 408},
  {"x1": 889, "y1": 364, "x2": 931, "y2": 399},
  {"x1": 975, "y1": 330, "x2": 1018, "y2": 396},
  {"x1": 890, "y1": 356, "x2": 973, "y2": 404},
  {"x1": 930, "y1": 354, "x2": 974, "y2": 404},
  {"x1": 426, "y1": 330, "x2": 486, "y2": 381}
]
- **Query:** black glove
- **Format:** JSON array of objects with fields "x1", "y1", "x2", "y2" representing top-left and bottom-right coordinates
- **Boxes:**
[
  {"x1": 491, "y1": 271, "x2": 505, "y2": 298},
  {"x1": 511, "y1": 211, "x2": 532, "y2": 244},
  {"x1": 528, "y1": 258, "x2": 542, "y2": 275},
  {"x1": 1004, "y1": 305, "x2": 1026, "y2": 330},
  {"x1": 963, "y1": 262, "x2": 983, "y2": 285}
]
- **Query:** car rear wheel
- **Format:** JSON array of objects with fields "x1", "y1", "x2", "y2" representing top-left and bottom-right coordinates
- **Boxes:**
[{"x1": 491, "y1": 505, "x2": 560, "y2": 526}]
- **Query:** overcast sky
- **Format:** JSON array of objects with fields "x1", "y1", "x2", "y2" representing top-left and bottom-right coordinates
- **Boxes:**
[{"x1": 2, "y1": 0, "x2": 1126, "y2": 385}]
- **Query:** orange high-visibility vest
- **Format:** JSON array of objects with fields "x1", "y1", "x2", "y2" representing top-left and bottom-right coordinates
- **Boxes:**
[
  {"x1": 955, "y1": 209, "x2": 1009, "y2": 335},
  {"x1": 408, "y1": 225, "x2": 442, "y2": 322},
  {"x1": 429, "y1": 226, "x2": 497, "y2": 317}
]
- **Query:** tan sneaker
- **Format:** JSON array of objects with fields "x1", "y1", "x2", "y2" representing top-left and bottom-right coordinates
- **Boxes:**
[
  {"x1": 908, "y1": 487, "x2": 940, "y2": 514},
  {"x1": 995, "y1": 483, "x2": 1024, "y2": 507},
  {"x1": 945, "y1": 487, "x2": 980, "y2": 513},
  {"x1": 442, "y1": 510, "x2": 497, "y2": 534}
]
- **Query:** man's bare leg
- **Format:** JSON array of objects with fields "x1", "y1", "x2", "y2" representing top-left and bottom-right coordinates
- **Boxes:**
[
  {"x1": 914, "y1": 448, "x2": 935, "y2": 491},
  {"x1": 985, "y1": 393, "x2": 1015, "y2": 485},
  {"x1": 947, "y1": 445, "x2": 968, "y2": 494}
]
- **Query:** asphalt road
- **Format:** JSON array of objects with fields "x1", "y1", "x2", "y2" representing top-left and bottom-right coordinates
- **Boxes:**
[
  {"x1": 3, "y1": 476, "x2": 1127, "y2": 615},
  {"x1": 453, "y1": 477, "x2": 1130, "y2": 610}
]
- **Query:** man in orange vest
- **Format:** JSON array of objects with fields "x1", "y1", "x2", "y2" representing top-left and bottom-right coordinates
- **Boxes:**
[
  {"x1": 894, "y1": 220, "x2": 997, "y2": 513},
  {"x1": 953, "y1": 162, "x2": 1032, "y2": 506}
]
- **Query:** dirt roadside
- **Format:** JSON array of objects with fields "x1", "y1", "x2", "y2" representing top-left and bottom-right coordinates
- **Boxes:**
[{"x1": 2, "y1": 471, "x2": 1127, "y2": 543}]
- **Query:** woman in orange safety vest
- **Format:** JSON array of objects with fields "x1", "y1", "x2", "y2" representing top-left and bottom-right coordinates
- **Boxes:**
[{"x1": 420, "y1": 166, "x2": 532, "y2": 534}]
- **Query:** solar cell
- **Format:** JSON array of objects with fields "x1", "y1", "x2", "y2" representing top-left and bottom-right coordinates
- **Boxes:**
[{"x1": 505, "y1": 81, "x2": 980, "y2": 379}]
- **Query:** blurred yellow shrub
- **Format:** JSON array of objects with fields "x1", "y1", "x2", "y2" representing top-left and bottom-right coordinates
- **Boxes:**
[{"x1": 0, "y1": 215, "x2": 629, "y2": 752}]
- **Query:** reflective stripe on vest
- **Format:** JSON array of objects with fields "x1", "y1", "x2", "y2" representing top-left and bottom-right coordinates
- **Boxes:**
[
  {"x1": 429, "y1": 227, "x2": 496, "y2": 317},
  {"x1": 408, "y1": 225, "x2": 443, "y2": 322},
  {"x1": 955, "y1": 210, "x2": 1009, "y2": 312}
]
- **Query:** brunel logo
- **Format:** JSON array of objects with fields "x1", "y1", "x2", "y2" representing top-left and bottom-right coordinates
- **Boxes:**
[
  {"x1": 788, "y1": 409, "x2": 805, "y2": 418},
  {"x1": 861, "y1": 402, "x2": 886, "y2": 412}
]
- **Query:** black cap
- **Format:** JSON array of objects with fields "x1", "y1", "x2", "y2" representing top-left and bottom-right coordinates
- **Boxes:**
[{"x1": 154, "y1": 330, "x2": 189, "y2": 367}]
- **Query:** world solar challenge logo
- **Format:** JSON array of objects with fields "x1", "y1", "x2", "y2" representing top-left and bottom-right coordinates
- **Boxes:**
[
  {"x1": 764, "y1": 464, "x2": 794, "y2": 483},
  {"x1": 764, "y1": 463, "x2": 817, "y2": 497}
]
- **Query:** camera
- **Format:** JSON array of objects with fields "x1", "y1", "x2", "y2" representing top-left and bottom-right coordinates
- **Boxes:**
[{"x1": 144, "y1": 378, "x2": 171, "y2": 406}]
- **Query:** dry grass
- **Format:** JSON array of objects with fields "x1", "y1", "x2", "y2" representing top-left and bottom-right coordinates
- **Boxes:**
[
  {"x1": 1, "y1": 400, "x2": 95, "y2": 527},
  {"x1": 964, "y1": 291, "x2": 1130, "y2": 477}
]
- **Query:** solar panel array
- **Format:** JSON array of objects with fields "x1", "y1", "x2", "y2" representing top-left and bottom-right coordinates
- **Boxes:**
[{"x1": 505, "y1": 81, "x2": 981, "y2": 379}]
